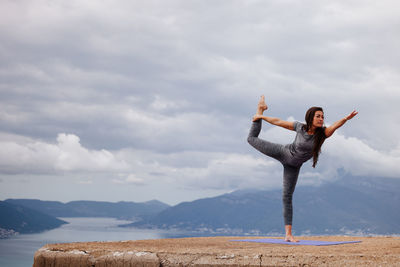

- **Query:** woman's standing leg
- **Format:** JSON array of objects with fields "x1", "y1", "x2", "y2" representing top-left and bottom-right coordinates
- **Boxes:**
[{"x1": 282, "y1": 164, "x2": 301, "y2": 242}]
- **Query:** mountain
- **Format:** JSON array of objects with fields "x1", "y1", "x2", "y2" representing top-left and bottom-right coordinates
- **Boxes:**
[
  {"x1": 0, "y1": 201, "x2": 67, "y2": 238},
  {"x1": 4, "y1": 199, "x2": 170, "y2": 220},
  {"x1": 130, "y1": 175, "x2": 400, "y2": 235}
]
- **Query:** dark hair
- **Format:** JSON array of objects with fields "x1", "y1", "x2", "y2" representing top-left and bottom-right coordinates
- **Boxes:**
[{"x1": 304, "y1": 107, "x2": 326, "y2": 168}]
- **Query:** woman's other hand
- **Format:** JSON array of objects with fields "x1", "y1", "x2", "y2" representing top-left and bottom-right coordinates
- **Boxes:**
[{"x1": 345, "y1": 110, "x2": 358, "y2": 121}]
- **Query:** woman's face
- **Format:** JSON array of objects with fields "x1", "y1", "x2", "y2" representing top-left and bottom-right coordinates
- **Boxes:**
[{"x1": 313, "y1": 110, "x2": 324, "y2": 128}]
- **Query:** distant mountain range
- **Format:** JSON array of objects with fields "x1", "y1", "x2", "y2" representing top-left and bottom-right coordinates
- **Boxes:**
[
  {"x1": 128, "y1": 175, "x2": 400, "y2": 236},
  {"x1": 4, "y1": 199, "x2": 170, "y2": 220},
  {"x1": 2, "y1": 175, "x2": 399, "y2": 238}
]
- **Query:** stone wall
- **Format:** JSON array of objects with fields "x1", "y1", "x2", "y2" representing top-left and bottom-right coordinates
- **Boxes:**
[{"x1": 33, "y1": 236, "x2": 400, "y2": 266}]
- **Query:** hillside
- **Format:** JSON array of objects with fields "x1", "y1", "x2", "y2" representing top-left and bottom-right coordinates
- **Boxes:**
[{"x1": 0, "y1": 201, "x2": 67, "y2": 238}]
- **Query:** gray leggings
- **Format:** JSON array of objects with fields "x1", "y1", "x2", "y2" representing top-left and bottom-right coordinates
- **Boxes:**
[{"x1": 247, "y1": 120, "x2": 301, "y2": 226}]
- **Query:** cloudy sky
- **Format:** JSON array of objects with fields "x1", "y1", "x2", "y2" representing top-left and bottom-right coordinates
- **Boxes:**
[{"x1": 1, "y1": 0, "x2": 399, "y2": 205}]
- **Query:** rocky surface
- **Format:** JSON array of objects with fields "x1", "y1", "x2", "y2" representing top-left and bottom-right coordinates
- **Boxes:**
[{"x1": 33, "y1": 236, "x2": 400, "y2": 266}]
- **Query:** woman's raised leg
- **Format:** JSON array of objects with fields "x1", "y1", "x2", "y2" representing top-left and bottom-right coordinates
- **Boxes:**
[{"x1": 247, "y1": 96, "x2": 285, "y2": 162}]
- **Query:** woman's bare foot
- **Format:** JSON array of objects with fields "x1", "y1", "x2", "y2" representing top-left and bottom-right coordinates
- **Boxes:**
[
  {"x1": 285, "y1": 235, "x2": 299, "y2": 242},
  {"x1": 257, "y1": 95, "x2": 268, "y2": 115}
]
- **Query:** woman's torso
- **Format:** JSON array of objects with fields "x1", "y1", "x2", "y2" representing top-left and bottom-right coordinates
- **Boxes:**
[{"x1": 283, "y1": 121, "x2": 315, "y2": 166}]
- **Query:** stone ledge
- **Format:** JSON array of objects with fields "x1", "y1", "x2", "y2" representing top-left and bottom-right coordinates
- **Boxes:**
[{"x1": 33, "y1": 236, "x2": 400, "y2": 266}]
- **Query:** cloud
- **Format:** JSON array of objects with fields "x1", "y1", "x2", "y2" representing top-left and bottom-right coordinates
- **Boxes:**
[
  {"x1": 323, "y1": 133, "x2": 400, "y2": 178},
  {"x1": 0, "y1": 128, "x2": 399, "y2": 195},
  {"x1": 0, "y1": 133, "x2": 129, "y2": 174},
  {"x1": 1, "y1": 0, "x2": 399, "y2": 151},
  {"x1": 113, "y1": 147, "x2": 285, "y2": 190},
  {"x1": 1, "y1": 0, "x2": 400, "y2": 202},
  {"x1": 112, "y1": 174, "x2": 145, "y2": 185},
  {"x1": 180, "y1": 153, "x2": 284, "y2": 190},
  {"x1": 55, "y1": 133, "x2": 129, "y2": 172}
]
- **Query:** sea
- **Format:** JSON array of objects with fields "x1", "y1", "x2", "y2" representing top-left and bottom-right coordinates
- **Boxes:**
[{"x1": 0, "y1": 217, "x2": 180, "y2": 267}]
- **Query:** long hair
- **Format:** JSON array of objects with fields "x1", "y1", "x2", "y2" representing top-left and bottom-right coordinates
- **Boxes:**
[{"x1": 304, "y1": 107, "x2": 326, "y2": 168}]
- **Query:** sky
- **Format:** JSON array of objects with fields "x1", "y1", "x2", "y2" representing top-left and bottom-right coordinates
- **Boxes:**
[{"x1": 0, "y1": 0, "x2": 399, "y2": 205}]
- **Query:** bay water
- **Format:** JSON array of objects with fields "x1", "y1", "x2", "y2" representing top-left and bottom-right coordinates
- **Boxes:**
[{"x1": 0, "y1": 217, "x2": 177, "y2": 267}]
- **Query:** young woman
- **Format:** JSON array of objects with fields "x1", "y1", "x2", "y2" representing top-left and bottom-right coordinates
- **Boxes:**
[{"x1": 248, "y1": 95, "x2": 358, "y2": 242}]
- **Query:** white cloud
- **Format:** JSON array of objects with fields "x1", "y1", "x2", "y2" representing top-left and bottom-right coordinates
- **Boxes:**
[
  {"x1": 0, "y1": 133, "x2": 129, "y2": 174},
  {"x1": 1, "y1": 125, "x2": 399, "y2": 192},
  {"x1": 55, "y1": 133, "x2": 128, "y2": 172},
  {"x1": 323, "y1": 133, "x2": 400, "y2": 178}
]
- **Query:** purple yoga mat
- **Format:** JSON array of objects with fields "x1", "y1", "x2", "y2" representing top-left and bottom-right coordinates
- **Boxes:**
[{"x1": 230, "y1": 238, "x2": 361, "y2": 246}]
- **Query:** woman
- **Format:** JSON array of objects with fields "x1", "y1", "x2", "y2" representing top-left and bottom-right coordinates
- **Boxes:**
[{"x1": 248, "y1": 95, "x2": 358, "y2": 242}]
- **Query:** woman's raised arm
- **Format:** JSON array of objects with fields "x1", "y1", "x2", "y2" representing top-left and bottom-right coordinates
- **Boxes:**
[
  {"x1": 253, "y1": 114, "x2": 294, "y2": 130},
  {"x1": 325, "y1": 110, "x2": 358, "y2": 138}
]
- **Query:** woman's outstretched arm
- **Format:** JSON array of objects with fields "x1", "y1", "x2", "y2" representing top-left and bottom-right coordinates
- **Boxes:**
[
  {"x1": 252, "y1": 114, "x2": 294, "y2": 130},
  {"x1": 325, "y1": 110, "x2": 358, "y2": 138}
]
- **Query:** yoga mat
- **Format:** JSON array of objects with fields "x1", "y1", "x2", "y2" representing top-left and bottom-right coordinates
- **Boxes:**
[{"x1": 230, "y1": 238, "x2": 361, "y2": 246}]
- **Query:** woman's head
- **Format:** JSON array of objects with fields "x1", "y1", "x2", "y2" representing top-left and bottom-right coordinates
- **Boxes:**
[
  {"x1": 305, "y1": 107, "x2": 324, "y2": 130},
  {"x1": 304, "y1": 107, "x2": 326, "y2": 168}
]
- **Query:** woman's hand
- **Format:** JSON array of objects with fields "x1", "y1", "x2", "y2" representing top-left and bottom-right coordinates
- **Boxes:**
[
  {"x1": 325, "y1": 110, "x2": 358, "y2": 138},
  {"x1": 252, "y1": 114, "x2": 263, "y2": 122},
  {"x1": 345, "y1": 110, "x2": 358, "y2": 121}
]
